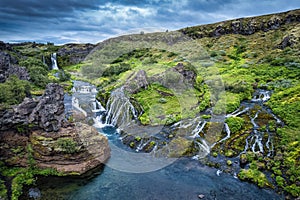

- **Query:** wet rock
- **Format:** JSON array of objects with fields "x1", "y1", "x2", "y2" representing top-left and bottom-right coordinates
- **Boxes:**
[{"x1": 240, "y1": 153, "x2": 248, "y2": 167}]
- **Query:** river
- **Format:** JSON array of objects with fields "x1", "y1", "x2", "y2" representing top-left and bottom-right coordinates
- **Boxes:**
[{"x1": 25, "y1": 81, "x2": 283, "y2": 200}]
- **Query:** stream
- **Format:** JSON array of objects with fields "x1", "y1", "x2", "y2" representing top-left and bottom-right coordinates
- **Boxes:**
[{"x1": 26, "y1": 81, "x2": 283, "y2": 200}]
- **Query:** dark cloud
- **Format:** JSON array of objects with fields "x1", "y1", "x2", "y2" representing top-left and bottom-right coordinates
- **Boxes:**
[{"x1": 0, "y1": 0, "x2": 299, "y2": 44}]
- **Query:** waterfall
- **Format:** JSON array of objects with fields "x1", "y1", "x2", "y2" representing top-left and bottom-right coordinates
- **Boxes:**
[
  {"x1": 190, "y1": 121, "x2": 207, "y2": 138},
  {"x1": 251, "y1": 90, "x2": 271, "y2": 102},
  {"x1": 42, "y1": 55, "x2": 46, "y2": 64},
  {"x1": 105, "y1": 87, "x2": 138, "y2": 127},
  {"x1": 51, "y1": 53, "x2": 59, "y2": 70}
]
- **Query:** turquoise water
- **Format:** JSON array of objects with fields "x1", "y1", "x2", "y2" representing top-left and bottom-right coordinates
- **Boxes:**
[{"x1": 28, "y1": 126, "x2": 283, "y2": 200}]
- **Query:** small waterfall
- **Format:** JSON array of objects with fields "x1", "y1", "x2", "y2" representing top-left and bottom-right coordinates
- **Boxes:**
[
  {"x1": 51, "y1": 53, "x2": 59, "y2": 70},
  {"x1": 226, "y1": 107, "x2": 249, "y2": 118},
  {"x1": 190, "y1": 121, "x2": 207, "y2": 138},
  {"x1": 72, "y1": 97, "x2": 87, "y2": 117},
  {"x1": 105, "y1": 87, "x2": 138, "y2": 127},
  {"x1": 251, "y1": 90, "x2": 271, "y2": 103},
  {"x1": 42, "y1": 55, "x2": 46, "y2": 64}
]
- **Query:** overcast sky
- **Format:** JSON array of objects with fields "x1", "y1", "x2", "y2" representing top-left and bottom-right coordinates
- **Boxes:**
[{"x1": 0, "y1": 0, "x2": 299, "y2": 44}]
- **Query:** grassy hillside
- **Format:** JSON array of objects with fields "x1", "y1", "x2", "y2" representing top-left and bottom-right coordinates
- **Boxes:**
[
  {"x1": 63, "y1": 9, "x2": 300, "y2": 197},
  {"x1": 0, "y1": 9, "x2": 299, "y2": 198}
]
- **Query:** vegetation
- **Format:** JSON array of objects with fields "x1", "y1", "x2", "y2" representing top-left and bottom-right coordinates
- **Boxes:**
[
  {"x1": 19, "y1": 57, "x2": 50, "y2": 88},
  {"x1": 0, "y1": 9, "x2": 299, "y2": 198},
  {"x1": 0, "y1": 75, "x2": 30, "y2": 106}
]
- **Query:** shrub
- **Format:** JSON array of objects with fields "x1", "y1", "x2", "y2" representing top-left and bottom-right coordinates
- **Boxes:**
[{"x1": 0, "y1": 75, "x2": 31, "y2": 105}]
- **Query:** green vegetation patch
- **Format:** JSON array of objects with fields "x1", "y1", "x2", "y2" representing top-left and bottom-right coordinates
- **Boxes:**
[{"x1": 133, "y1": 83, "x2": 201, "y2": 125}]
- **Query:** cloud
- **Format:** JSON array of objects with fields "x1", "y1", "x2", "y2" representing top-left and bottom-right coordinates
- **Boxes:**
[{"x1": 0, "y1": 0, "x2": 299, "y2": 44}]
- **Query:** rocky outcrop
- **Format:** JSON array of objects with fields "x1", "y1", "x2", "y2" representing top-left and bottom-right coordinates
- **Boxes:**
[
  {"x1": 7, "y1": 65, "x2": 30, "y2": 80},
  {"x1": 180, "y1": 9, "x2": 300, "y2": 39},
  {"x1": 0, "y1": 51, "x2": 11, "y2": 83},
  {"x1": 0, "y1": 49, "x2": 29, "y2": 82},
  {"x1": 30, "y1": 123, "x2": 110, "y2": 174},
  {"x1": 0, "y1": 82, "x2": 110, "y2": 175},
  {"x1": 0, "y1": 83, "x2": 65, "y2": 132},
  {"x1": 150, "y1": 62, "x2": 196, "y2": 89},
  {"x1": 278, "y1": 24, "x2": 300, "y2": 49},
  {"x1": 29, "y1": 83, "x2": 65, "y2": 132},
  {"x1": 124, "y1": 70, "x2": 149, "y2": 94},
  {"x1": 57, "y1": 43, "x2": 95, "y2": 65},
  {"x1": 0, "y1": 123, "x2": 110, "y2": 175}
]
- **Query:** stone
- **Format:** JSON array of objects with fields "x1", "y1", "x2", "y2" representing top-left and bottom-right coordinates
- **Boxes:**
[
  {"x1": 57, "y1": 43, "x2": 95, "y2": 65},
  {"x1": 240, "y1": 153, "x2": 248, "y2": 167},
  {"x1": 0, "y1": 51, "x2": 11, "y2": 83},
  {"x1": 29, "y1": 83, "x2": 65, "y2": 132},
  {"x1": 7, "y1": 65, "x2": 30, "y2": 81},
  {"x1": 0, "y1": 83, "x2": 65, "y2": 132},
  {"x1": 0, "y1": 122, "x2": 110, "y2": 175},
  {"x1": 124, "y1": 70, "x2": 149, "y2": 94}
]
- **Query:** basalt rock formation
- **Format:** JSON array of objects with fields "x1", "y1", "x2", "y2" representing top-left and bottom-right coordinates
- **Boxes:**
[
  {"x1": 57, "y1": 43, "x2": 95, "y2": 65},
  {"x1": 0, "y1": 83, "x2": 110, "y2": 175},
  {"x1": 0, "y1": 83, "x2": 65, "y2": 132}
]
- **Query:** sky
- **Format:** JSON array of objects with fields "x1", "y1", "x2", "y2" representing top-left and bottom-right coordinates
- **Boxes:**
[{"x1": 0, "y1": 0, "x2": 299, "y2": 44}]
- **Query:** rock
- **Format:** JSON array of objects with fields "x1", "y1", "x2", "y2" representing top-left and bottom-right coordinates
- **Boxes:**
[
  {"x1": 31, "y1": 123, "x2": 110, "y2": 175},
  {"x1": 29, "y1": 83, "x2": 65, "y2": 132},
  {"x1": 0, "y1": 51, "x2": 11, "y2": 83},
  {"x1": 7, "y1": 65, "x2": 30, "y2": 81},
  {"x1": 181, "y1": 9, "x2": 300, "y2": 39},
  {"x1": 240, "y1": 153, "x2": 248, "y2": 167},
  {"x1": 57, "y1": 43, "x2": 95, "y2": 65},
  {"x1": 0, "y1": 123, "x2": 110, "y2": 175},
  {"x1": 151, "y1": 62, "x2": 196, "y2": 89},
  {"x1": 124, "y1": 70, "x2": 149, "y2": 94},
  {"x1": 0, "y1": 83, "x2": 65, "y2": 132},
  {"x1": 198, "y1": 194, "x2": 205, "y2": 199},
  {"x1": 227, "y1": 160, "x2": 233, "y2": 166}
]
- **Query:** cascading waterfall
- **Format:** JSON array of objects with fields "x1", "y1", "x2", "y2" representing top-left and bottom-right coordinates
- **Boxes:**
[
  {"x1": 51, "y1": 53, "x2": 59, "y2": 70},
  {"x1": 104, "y1": 87, "x2": 138, "y2": 127}
]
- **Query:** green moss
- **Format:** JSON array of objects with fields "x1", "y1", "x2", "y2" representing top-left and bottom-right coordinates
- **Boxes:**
[
  {"x1": 133, "y1": 83, "x2": 201, "y2": 125},
  {"x1": 0, "y1": 179, "x2": 7, "y2": 200},
  {"x1": 212, "y1": 152, "x2": 218, "y2": 157},
  {"x1": 135, "y1": 136, "x2": 142, "y2": 142},
  {"x1": 225, "y1": 117, "x2": 244, "y2": 133},
  {"x1": 238, "y1": 169, "x2": 270, "y2": 188},
  {"x1": 226, "y1": 160, "x2": 232, "y2": 166},
  {"x1": 129, "y1": 142, "x2": 135, "y2": 148},
  {"x1": 55, "y1": 138, "x2": 78, "y2": 154}
]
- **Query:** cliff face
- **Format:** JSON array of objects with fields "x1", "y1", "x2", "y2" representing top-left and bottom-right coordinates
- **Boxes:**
[
  {"x1": 180, "y1": 9, "x2": 300, "y2": 39},
  {"x1": 0, "y1": 83, "x2": 110, "y2": 175},
  {"x1": 0, "y1": 83, "x2": 65, "y2": 132},
  {"x1": 0, "y1": 50, "x2": 29, "y2": 83},
  {"x1": 57, "y1": 43, "x2": 95, "y2": 66}
]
